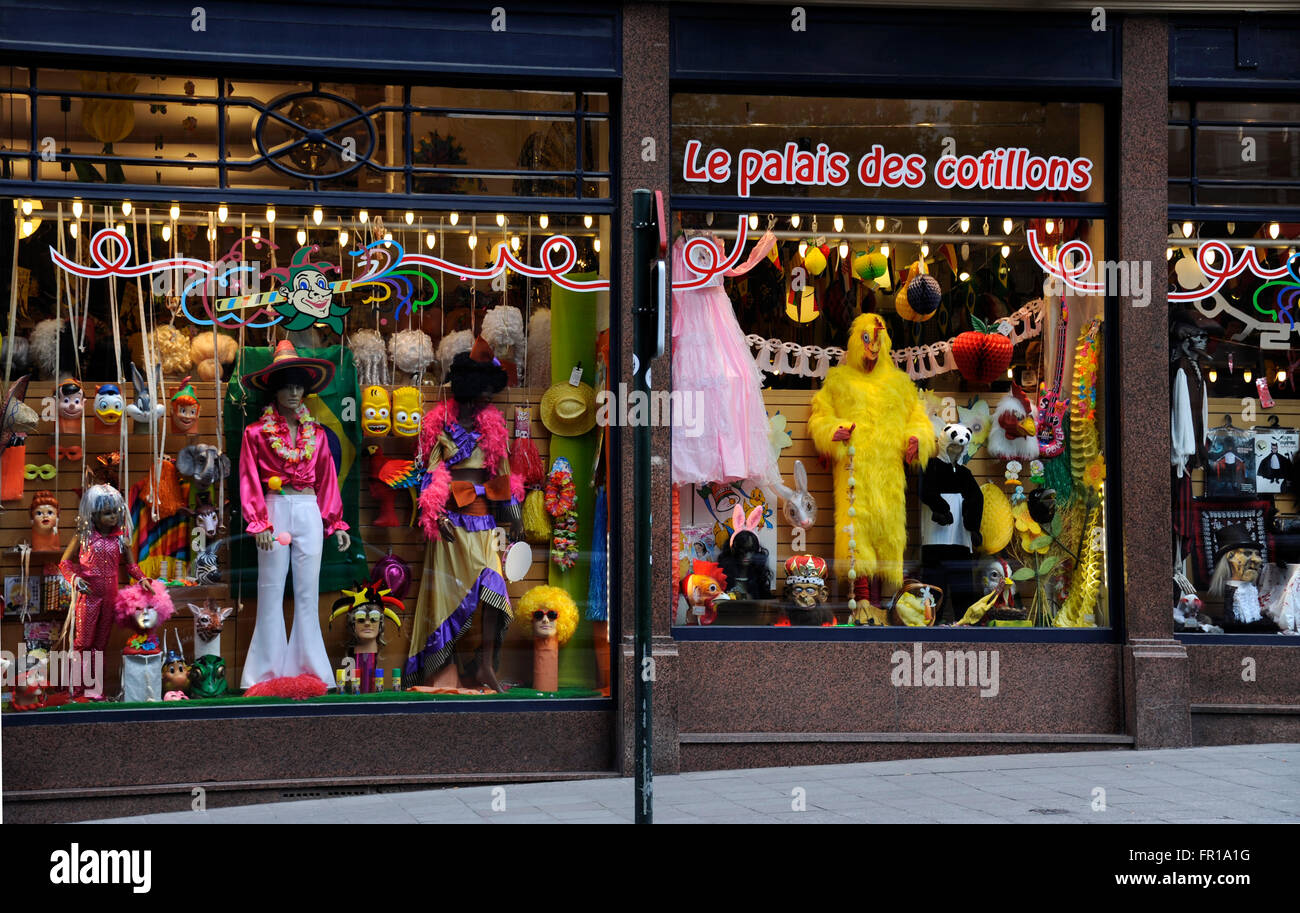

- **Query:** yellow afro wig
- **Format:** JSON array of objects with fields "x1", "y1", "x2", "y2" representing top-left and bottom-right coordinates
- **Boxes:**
[{"x1": 516, "y1": 585, "x2": 580, "y2": 646}]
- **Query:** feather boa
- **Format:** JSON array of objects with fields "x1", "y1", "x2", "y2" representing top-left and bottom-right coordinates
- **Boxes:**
[{"x1": 417, "y1": 400, "x2": 523, "y2": 539}]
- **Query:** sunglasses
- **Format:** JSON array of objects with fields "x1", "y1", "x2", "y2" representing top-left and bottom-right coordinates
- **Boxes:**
[{"x1": 532, "y1": 610, "x2": 559, "y2": 621}]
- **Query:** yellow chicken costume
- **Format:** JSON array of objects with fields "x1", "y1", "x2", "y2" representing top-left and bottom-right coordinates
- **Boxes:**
[{"x1": 809, "y1": 313, "x2": 935, "y2": 620}]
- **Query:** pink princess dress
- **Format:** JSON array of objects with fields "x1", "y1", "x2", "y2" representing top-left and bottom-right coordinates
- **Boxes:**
[{"x1": 671, "y1": 233, "x2": 781, "y2": 488}]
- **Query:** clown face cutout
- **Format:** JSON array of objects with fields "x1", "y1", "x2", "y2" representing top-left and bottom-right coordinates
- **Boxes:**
[
  {"x1": 392, "y1": 386, "x2": 422, "y2": 437},
  {"x1": 92, "y1": 384, "x2": 124, "y2": 430},
  {"x1": 269, "y1": 246, "x2": 349, "y2": 333},
  {"x1": 531, "y1": 608, "x2": 559, "y2": 639},
  {"x1": 362, "y1": 386, "x2": 391, "y2": 437},
  {"x1": 286, "y1": 268, "x2": 332, "y2": 320}
]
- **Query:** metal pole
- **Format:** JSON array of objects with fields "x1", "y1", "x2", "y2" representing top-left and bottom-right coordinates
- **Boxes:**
[{"x1": 632, "y1": 188, "x2": 659, "y2": 823}]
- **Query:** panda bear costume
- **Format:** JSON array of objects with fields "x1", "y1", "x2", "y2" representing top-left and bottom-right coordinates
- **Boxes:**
[{"x1": 920, "y1": 423, "x2": 984, "y2": 623}]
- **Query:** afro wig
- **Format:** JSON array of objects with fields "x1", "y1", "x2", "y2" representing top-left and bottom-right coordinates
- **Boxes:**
[
  {"x1": 516, "y1": 585, "x2": 580, "y2": 646},
  {"x1": 447, "y1": 351, "x2": 507, "y2": 402},
  {"x1": 112, "y1": 579, "x2": 176, "y2": 627}
]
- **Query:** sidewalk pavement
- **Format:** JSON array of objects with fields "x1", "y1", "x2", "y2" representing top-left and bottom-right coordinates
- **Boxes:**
[{"x1": 88, "y1": 743, "x2": 1300, "y2": 824}]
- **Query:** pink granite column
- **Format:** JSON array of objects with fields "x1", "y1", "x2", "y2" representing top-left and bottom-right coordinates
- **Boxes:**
[
  {"x1": 1118, "y1": 15, "x2": 1191, "y2": 748},
  {"x1": 618, "y1": 1, "x2": 679, "y2": 774}
]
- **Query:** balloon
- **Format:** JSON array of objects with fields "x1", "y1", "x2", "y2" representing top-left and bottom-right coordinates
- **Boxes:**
[{"x1": 276, "y1": 531, "x2": 292, "y2": 546}]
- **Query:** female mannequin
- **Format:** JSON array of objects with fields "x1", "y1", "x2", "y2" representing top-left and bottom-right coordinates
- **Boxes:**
[{"x1": 238, "y1": 340, "x2": 350, "y2": 688}]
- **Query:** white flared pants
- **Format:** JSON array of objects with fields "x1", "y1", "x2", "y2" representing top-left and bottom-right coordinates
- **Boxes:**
[{"x1": 241, "y1": 493, "x2": 335, "y2": 688}]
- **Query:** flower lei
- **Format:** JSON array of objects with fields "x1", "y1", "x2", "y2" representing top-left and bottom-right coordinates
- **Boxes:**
[
  {"x1": 260, "y1": 404, "x2": 319, "y2": 464},
  {"x1": 545, "y1": 458, "x2": 578, "y2": 570}
]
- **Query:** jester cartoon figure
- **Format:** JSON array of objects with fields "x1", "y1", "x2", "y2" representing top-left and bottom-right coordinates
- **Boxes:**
[
  {"x1": 809, "y1": 312, "x2": 935, "y2": 623},
  {"x1": 266, "y1": 245, "x2": 348, "y2": 333}
]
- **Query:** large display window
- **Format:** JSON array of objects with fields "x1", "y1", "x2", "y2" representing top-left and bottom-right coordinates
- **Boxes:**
[
  {"x1": 669, "y1": 93, "x2": 1112, "y2": 632},
  {"x1": 1, "y1": 65, "x2": 615, "y2": 710},
  {"x1": 1168, "y1": 99, "x2": 1300, "y2": 637}
]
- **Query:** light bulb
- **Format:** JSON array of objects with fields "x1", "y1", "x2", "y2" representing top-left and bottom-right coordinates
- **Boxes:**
[
  {"x1": 1279, "y1": 370, "x2": 1288, "y2": 383},
  {"x1": 833, "y1": 215, "x2": 844, "y2": 233},
  {"x1": 167, "y1": 203, "x2": 179, "y2": 221},
  {"x1": 122, "y1": 201, "x2": 132, "y2": 216},
  {"x1": 1007, "y1": 368, "x2": 1014, "y2": 379},
  {"x1": 790, "y1": 214, "x2": 800, "y2": 229},
  {"x1": 510, "y1": 235, "x2": 521, "y2": 251},
  {"x1": 1270, "y1": 222, "x2": 1281, "y2": 240},
  {"x1": 266, "y1": 205, "x2": 276, "y2": 224},
  {"x1": 251, "y1": 227, "x2": 261, "y2": 240},
  {"x1": 20, "y1": 219, "x2": 34, "y2": 237},
  {"x1": 68, "y1": 221, "x2": 78, "y2": 238},
  {"x1": 839, "y1": 240, "x2": 849, "y2": 259},
  {"x1": 594, "y1": 238, "x2": 602, "y2": 253},
  {"x1": 406, "y1": 211, "x2": 415, "y2": 226},
  {"x1": 207, "y1": 227, "x2": 217, "y2": 241},
  {"x1": 71, "y1": 199, "x2": 83, "y2": 219},
  {"x1": 296, "y1": 228, "x2": 306, "y2": 244},
  {"x1": 1045, "y1": 219, "x2": 1055, "y2": 235},
  {"x1": 960, "y1": 217, "x2": 970, "y2": 233},
  {"x1": 1182, "y1": 221, "x2": 1193, "y2": 238},
  {"x1": 18, "y1": 199, "x2": 31, "y2": 215},
  {"x1": 959, "y1": 271, "x2": 970, "y2": 282},
  {"x1": 1227, "y1": 222, "x2": 1236, "y2": 235},
  {"x1": 1208, "y1": 370, "x2": 1217, "y2": 383},
  {"x1": 339, "y1": 229, "x2": 349, "y2": 246},
  {"x1": 115, "y1": 222, "x2": 125, "y2": 234},
  {"x1": 426, "y1": 232, "x2": 435, "y2": 249},
  {"x1": 960, "y1": 242, "x2": 969, "y2": 261},
  {"x1": 917, "y1": 218, "x2": 928, "y2": 234},
  {"x1": 538, "y1": 214, "x2": 549, "y2": 230},
  {"x1": 881, "y1": 243, "x2": 890, "y2": 258},
  {"x1": 161, "y1": 224, "x2": 171, "y2": 242},
  {"x1": 1167, "y1": 247, "x2": 1174, "y2": 260},
  {"x1": 798, "y1": 241, "x2": 808, "y2": 258},
  {"x1": 468, "y1": 233, "x2": 478, "y2": 249},
  {"x1": 359, "y1": 209, "x2": 369, "y2": 223},
  {"x1": 312, "y1": 206, "x2": 323, "y2": 226},
  {"x1": 749, "y1": 213, "x2": 759, "y2": 230},
  {"x1": 495, "y1": 213, "x2": 505, "y2": 227},
  {"x1": 875, "y1": 217, "x2": 885, "y2": 232},
  {"x1": 383, "y1": 231, "x2": 393, "y2": 242},
  {"x1": 218, "y1": 203, "x2": 228, "y2": 223},
  {"x1": 1244, "y1": 370, "x2": 1253, "y2": 383},
  {"x1": 920, "y1": 243, "x2": 930, "y2": 257},
  {"x1": 1001, "y1": 244, "x2": 1011, "y2": 258},
  {"x1": 448, "y1": 211, "x2": 458, "y2": 226},
  {"x1": 1003, "y1": 218, "x2": 1013, "y2": 235},
  {"x1": 584, "y1": 215, "x2": 593, "y2": 229}
]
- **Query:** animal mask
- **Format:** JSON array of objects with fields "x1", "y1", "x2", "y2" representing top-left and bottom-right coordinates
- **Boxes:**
[
  {"x1": 176, "y1": 443, "x2": 230, "y2": 487},
  {"x1": 93, "y1": 384, "x2": 124, "y2": 426},
  {"x1": 188, "y1": 601, "x2": 235, "y2": 643},
  {"x1": 845, "y1": 313, "x2": 892, "y2": 373},
  {"x1": 362, "y1": 386, "x2": 392, "y2": 437},
  {"x1": 124, "y1": 363, "x2": 166, "y2": 428},
  {"x1": 391, "y1": 386, "x2": 422, "y2": 437},
  {"x1": 188, "y1": 654, "x2": 228, "y2": 698}
]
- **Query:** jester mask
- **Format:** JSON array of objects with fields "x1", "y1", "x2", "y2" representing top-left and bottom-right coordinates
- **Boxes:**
[{"x1": 266, "y1": 244, "x2": 347, "y2": 333}]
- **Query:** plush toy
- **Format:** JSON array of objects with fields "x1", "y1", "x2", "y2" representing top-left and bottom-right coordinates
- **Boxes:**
[
  {"x1": 891, "y1": 579, "x2": 942, "y2": 627},
  {"x1": 329, "y1": 580, "x2": 404, "y2": 694},
  {"x1": 169, "y1": 378, "x2": 200, "y2": 435},
  {"x1": 921, "y1": 422, "x2": 984, "y2": 623},
  {"x1": 361, "y1": 386, "x2": 392, "y2": 437},
  {"x1": 808, "y1": 313, "x2": 935, "y2": 622},
  {"x1": 91, "y1": 383, "x2": 125, "y2": 434},
  {"x1": 988, "y1": 384, "x2": 1039, "y2": 462},
  {"x1": 515, "y1": 585, "x2": 579, "y2": 692},
  {"x1": 391, "y1": 386, "x2": 422, "y2": 437},
  {"x1": 113, "y1": 579, "x2": 176, "y2": 655},
  {"x1": 782, "y1": 554, "x2": 833, "y2": 626}
]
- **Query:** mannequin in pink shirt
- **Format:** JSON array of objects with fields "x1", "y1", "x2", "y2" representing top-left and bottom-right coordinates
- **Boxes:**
[{"x1": 238, "y1": 341, "x2": 350, "y2": 688}]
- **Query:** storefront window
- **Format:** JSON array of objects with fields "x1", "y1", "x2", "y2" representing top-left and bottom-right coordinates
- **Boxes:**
[
  {"x1": 1, "y1": 65, "x2": 614, "y2": 710},
  {"x1": 670, "y1": 94, "x2": 1111, "y2": 632}
]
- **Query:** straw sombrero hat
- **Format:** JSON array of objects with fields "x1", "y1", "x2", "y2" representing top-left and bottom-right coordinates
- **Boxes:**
[
  {"x1": 241, "y1": 340, "x2": 335, "y2": 394},
  {"x1": 0, "y1": 374, "x2": 35, "y2": 450},
  {"x1": 540, "y1": 380, "x2": 597, "y2": 437}
]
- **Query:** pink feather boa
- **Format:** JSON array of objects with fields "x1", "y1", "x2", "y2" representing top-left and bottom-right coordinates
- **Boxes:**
[{"x1": 417, "y1": 400, "x2": 524, "y2": 540}]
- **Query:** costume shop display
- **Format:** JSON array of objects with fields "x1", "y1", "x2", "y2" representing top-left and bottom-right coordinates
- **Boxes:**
[
  {"x1": 407, "y1": 338, "x2": 524, "y2": 693},
  {"x1": 238, "y1": 340, "x2": 351, "y2": 689}
]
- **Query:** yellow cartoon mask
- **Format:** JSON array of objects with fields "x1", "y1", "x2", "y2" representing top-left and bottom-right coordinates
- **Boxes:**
[
  {"x1": 361, "y1": 386, "x2": 391, "y2": 437},
  {"x1": 391, "y1": 386, "x2": 422, "y2": 437},
  {"x1": 846, "y1": 313, "x2": 892, "y2": 373}
]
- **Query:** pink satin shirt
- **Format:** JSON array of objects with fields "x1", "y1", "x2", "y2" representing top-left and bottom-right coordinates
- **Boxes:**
[{"x1": 239, "y1": 421, "x2": 348, "y2": 537}]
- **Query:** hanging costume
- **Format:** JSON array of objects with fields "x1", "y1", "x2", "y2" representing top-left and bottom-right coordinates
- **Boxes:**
[
  {"x1": 670, "y1": 232, "x2": 782, "y2": 487},
  {"x1": 406, "y1": 398, "x2": 524, "y2": 683}
]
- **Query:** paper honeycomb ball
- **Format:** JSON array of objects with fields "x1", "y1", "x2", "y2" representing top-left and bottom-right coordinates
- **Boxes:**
[
  {"x1": 906, "y1": 274, "x2": 943, "y2": 317},
  {"x1": 895, "y1": 283, "x2": 935, "y2": 323},
  {"x1": 853, "y1": 251, "x2": 887, "y2": 282},
  {"x1": 803, "y1": 246, "x2": 827, "y2": 277}
]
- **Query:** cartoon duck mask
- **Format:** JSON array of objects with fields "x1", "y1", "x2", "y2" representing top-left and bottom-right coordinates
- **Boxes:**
[
  {"x1": 93, "y1": 384, "x2": 124, "y2": 426},
  {"x1": 361, "y1": 386, "x2": 391, "y2": 437},
  {"x1": 391, "y1": 386, "x2": 422, "y2": 437}
]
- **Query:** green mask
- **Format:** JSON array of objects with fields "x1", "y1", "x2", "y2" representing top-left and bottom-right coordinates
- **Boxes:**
[{"x1": 188, "y1": 655, "x2": 229, "y2": 699}]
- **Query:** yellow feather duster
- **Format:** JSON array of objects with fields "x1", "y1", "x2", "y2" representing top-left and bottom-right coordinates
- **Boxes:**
[{"x1": 809, "y1": 313, "x2": 935, "y2": 589}]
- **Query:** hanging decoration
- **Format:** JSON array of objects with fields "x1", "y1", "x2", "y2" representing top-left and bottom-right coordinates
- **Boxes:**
[
  {"x1": 891, "y1": 299, "x2": 1043, "y2": 381},
  {"x1": 745, "y1": 335, "x2": 845, "y2": 379}
]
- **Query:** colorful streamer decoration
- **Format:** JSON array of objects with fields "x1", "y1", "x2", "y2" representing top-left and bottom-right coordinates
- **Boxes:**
[{"x1": 1250, "y1": 252, "x2": 1300, "y2": 331}]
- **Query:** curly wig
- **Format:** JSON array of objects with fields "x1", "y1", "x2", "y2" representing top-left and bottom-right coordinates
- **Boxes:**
[
  {"x1": 481, "y1": 305, "x2": 525, "y2": 352},
  {"x1": 516, "y1": 585, "x2": 580, "y2": 646},
  {"x1": 447, "y1": 350, "x2": 507, "y2": 402},
  {"x1": 390, "y1": 328, "x2": 435, "y2": 377},
  {"x1": 436, "y1": 329, "x2": 474, "y2": 380},
  {"x1": 349, "y1": 329, "x2": 389, "y2": 387},
  {"x1": 112, "y1": 579, "x2": 175, "y2": 626}
]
